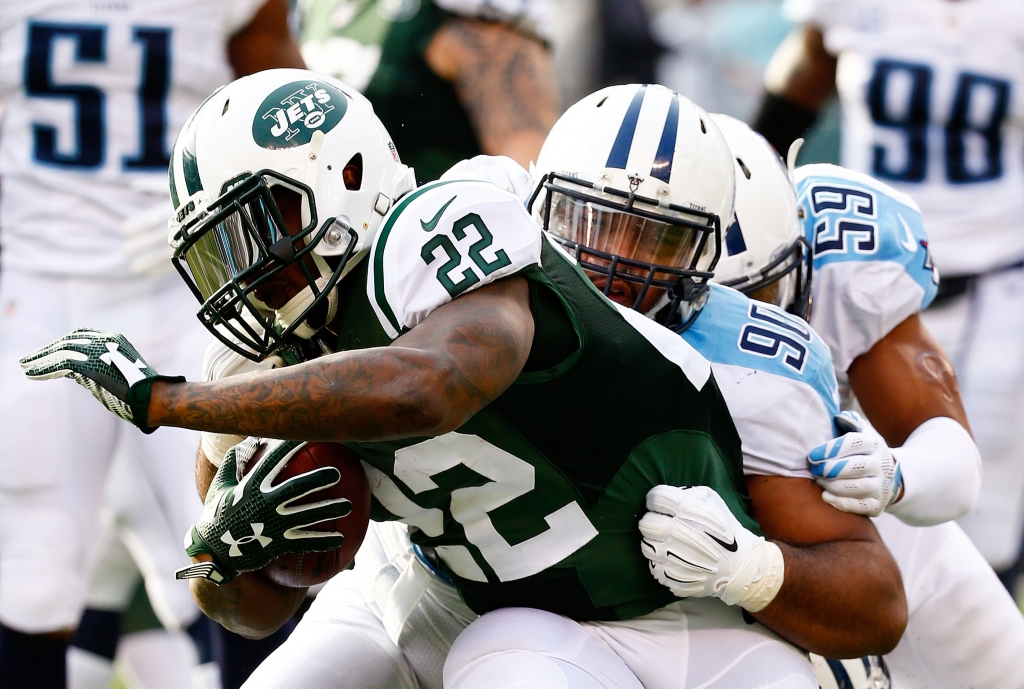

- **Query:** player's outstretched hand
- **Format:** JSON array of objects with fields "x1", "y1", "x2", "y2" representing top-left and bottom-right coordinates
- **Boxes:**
[
  {"x1": 19, "y1": 327, "x2": 183, "y2": 433},
  {"x1": 808, "y1": 410, "x2": 903, "y2": 517},
  {"x1": 176, "y1": 438, "x2": 352, "y2": 585},
  {"x1": 640, "y1": 485, "x2": 784, "y2": 612}
]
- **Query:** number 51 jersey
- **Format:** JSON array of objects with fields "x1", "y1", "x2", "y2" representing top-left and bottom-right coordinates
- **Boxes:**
[
  {"x1": 785, "y1": 0, "x2": 1024, "y2": 276},
  {"x1": 0, "y1": 0, "x2": 267, "y2": 277}
]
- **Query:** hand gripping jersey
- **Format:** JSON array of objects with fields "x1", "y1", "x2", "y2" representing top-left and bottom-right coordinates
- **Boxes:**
[
  {"x1": 682, "y1": 283, "x2": 840, "y2": 479},
  {"x1": 784, "y1": 0, "x2": 1024, "y2": 275},
  {"x1": 794, "y1": 164, "x2": 938, "y2": 394},
  {"x1": 300, "y1": 0, "x2": 552, "y2": 183},
  {"x1": 0, "y1": 0, "x2": 266, "y2": 277},
  {"x1": 329, "y1": 179, "x2": 755, "y2": 621}
]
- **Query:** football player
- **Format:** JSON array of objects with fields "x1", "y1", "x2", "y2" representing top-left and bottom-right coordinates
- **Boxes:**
[
  {"x1": 298, "y1": 0, "x2": 560, "y2": 182},
  {"x1": 0, "y1": 2, "x2": 304, "y2": 687},
  {"x1": 710, "y1": 115, "x2": 1024, "y2": 689},
  {"x1": 751, "y1": 0, "x2": 1024, "y2": 586},
  {"x1": 23, "y1": 73, "x2": 906, "y2": 688}
]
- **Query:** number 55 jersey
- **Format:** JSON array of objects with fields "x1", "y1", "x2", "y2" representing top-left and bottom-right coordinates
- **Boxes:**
[
  {"x1": 325, "y1": 178, "x2": 756, "y2": 622},
  {"x1": 0, "y1": 0, "x2": 267, "y2": 276},
  {"x1": 785, "y1": 0, "x2": 1024, "y2": 276}
]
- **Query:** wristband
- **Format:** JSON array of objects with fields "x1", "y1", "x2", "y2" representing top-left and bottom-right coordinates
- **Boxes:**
[
  {"x1": 752, "y1": 93, "x2": 818, "y2": 156},
  {"x1": 126, "y1": 375, "x2": 186, "y2": 434}
]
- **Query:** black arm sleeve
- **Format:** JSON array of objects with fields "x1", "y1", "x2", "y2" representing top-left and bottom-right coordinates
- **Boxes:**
[{"x1": 752, "y1": 93, "x2": 820, "y2": 156}]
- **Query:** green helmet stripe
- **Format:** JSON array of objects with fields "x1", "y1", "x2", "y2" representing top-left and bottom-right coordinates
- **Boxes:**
[
  {"x1": 182, "y1": 144, "x2": 202, "y2": 196},
  {"x1": 168, "y1": 150, "x2": 179, "y2": 208}
]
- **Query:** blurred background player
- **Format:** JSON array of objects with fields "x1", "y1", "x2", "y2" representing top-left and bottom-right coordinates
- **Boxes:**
[
  {"x1": 750, "y1": 0, "x2": 1024, "y2": 588},
  {"x1": 296, "y1": 0, "x2": 560, "y2": 182},
  {"x1": 0, "y1": 2, "x2": 303, "y2": 687}
]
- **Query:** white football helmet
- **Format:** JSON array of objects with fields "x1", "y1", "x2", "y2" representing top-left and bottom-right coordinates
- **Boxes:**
[
  {"x1": 710, "y1": 114, "x2": 812, "y2": 319},
  {"x1": 167, "y1": 68, "x2": 416, "y2": 360},
  {"x1": 530, "y1": 84, "x2": 735, "y2": 328},
  {"x1": 811, "y1": 654, "x2": 892, "y2": 689}
]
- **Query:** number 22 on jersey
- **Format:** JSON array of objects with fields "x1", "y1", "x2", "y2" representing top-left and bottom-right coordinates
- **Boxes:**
[
  {"x1": 362, "y1": 433, "x2": 599, "y2": 584},
  {"x1": 26, "y1": 21, "x2": 171, "y2": 170}
]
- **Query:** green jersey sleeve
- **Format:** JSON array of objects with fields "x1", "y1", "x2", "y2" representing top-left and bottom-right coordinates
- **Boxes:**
[{"x1": 367, "y1": 180, "x2": 543, "y2": 339}]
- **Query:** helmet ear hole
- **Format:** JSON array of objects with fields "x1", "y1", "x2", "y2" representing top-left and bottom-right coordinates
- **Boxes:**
[{"x1": 343, "y1": 153, "x2": 363, "y2": 190}]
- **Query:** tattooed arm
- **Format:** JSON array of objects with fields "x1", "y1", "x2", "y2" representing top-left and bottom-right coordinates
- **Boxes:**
[
  {"x1": 425, "y1": 17, "x2": 559, "y2": 167},
  {"x1": 148, "y1": 276, "x2": 534, "y2": 440}
]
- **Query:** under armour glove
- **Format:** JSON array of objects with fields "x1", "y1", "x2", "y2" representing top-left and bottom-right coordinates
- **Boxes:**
[
  {"x1": 175, "y1": 437, "x2": 351, "y2": 585},
  {"x1": 640, "y1": 485, "x2": 785, "y2": 612},
  {"x1": 808, "y1": 411, "x2": 903, "y2": 517},
  {"x1": 19, "y1": 328, "x2": 184, "y2": 433}
]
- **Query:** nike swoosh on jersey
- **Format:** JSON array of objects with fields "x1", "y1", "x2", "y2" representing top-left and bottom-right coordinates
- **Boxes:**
[
  {"x1": 421, "y1": 196, "x2": 458, "y2": 232},
  {"x1": 897, "y1": 213, "x2": 917, "y2": 253}
]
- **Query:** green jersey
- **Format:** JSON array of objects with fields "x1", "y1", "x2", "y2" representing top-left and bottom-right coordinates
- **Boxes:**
[
  {"x1": 333, "y1": 179, "x2": 756, "y2": 621},
  {"x1": 301, "y1": 0, "x2": 546, "y2": 182}
]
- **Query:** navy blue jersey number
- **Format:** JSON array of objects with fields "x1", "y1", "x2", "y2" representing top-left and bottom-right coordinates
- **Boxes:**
[
  {"x1": 868, "y1": 59, "x2": 1011, "y2": 184},
  {"x1": 737, "y1": 303, "x2": 812, "y2": 373},
  {"x1": 26, "y1": 22, "x2": 172, "y2": 171},
  {"x1": 808, "y1": 185, "x2": 878, "y2": 256}
]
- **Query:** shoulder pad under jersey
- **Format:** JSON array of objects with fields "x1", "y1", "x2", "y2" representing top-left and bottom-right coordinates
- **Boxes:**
[
  {"x1": 366, "y1": 179, "x2": 543, "y2": 339},
  {"x1": 684, "y1": 284, "x2": 840, "y2": 478},
  {"x1": 795, "y1": 164, "x2": 938, "y2": 375}
]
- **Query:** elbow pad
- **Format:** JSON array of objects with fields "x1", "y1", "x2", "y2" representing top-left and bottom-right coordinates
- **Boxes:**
[{"x1": 887, "y1": 417, "x2": 981, "y2": 526}]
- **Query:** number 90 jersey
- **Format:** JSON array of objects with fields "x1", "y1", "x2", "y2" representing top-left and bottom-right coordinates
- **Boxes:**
[
  {"x1": 784, "y1": 0, "x2": 1024, "y2": 276},
  {"x1": 0, "y1": 0, "x2": 267, "y2": 277}
]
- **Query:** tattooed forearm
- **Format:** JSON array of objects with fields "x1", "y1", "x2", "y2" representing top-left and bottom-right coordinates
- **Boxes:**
[
  {"x1": 149, "y1": 277, "x2": 534, "y2": 441},
  {"x1": 426, "y1": 17, "x2": 559, "y2": 165}
]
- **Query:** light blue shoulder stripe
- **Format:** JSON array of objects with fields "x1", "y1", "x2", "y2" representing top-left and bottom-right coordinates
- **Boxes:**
[{"x1": 795, "y1": 171, "x2": 939, "y2": 310}]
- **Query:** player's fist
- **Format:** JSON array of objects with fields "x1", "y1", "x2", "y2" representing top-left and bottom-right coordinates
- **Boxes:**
[
  {"x1": 808, "y1": 411, "x2": 903, "y2": 517},
  {"x1": 19, "y1": 327, "x2": 183, "y2": 433},
  {"x1": 639, "y1": 485, "x2": 784, "y2": 612},
  {"x1": 176, "y1": 438, "x2": 353, "y2": 585}
]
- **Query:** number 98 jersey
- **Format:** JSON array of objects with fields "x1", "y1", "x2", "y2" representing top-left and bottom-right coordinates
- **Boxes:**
[
  {"x1": 784, "y1": 0, "x2": 1024, "y2": 276},
  {"x1": 0, "y1": 0, "x2": 267, "y2": 277}
]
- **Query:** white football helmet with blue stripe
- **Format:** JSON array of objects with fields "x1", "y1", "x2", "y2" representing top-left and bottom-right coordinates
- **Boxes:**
[
  {"x1": 529, "y1": 84, "x2": 735, "y2": 327},
  {"x1": 710, "y1": 114, "x2": 813, "y2": 319}
]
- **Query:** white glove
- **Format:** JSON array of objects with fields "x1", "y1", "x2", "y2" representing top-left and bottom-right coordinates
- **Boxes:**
[
  {"x1": 808, "y1": 411, "x2": 902, "y2": 517},
  {"x1": 639, "y1": 485, "x2": 784, "y2": 612}
]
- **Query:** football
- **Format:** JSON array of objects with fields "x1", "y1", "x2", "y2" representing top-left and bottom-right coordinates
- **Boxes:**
[{"x1": 246, "y1": 440, "x2": 371, "y2": 588}]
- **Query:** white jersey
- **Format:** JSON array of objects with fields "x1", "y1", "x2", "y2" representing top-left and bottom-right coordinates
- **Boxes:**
[
  {"x1": 794, "y1": 164, "x2": 938, "y2": 394},
  {"x1": 683, "y1": 283, "x2": 840, "y2": 479},
  {"x1": 0, "y1": 0, "x2": 267, "y2": 277},
  {"x1": 785, "y1": 0, "x2": 1024, "y2": 276}
]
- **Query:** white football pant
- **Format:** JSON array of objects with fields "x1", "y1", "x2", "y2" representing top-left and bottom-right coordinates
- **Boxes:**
[
  {"x1": 920, "y1": 264, "x2": 1024, "y2": 569},
  {"x1": 0, "y1": 268, "x2": 207, "y2": 632},
  {"x1": 874, "y1": 514, "x2": 1024, "y2": 689},
  {"x1": 245, "y1": 522, "x2": 817, "y2": 689}
]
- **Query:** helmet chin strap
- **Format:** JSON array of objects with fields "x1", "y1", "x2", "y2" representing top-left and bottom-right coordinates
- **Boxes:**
[{"x1": 275, "y1": 253, "x2": 339, "y2": 339}]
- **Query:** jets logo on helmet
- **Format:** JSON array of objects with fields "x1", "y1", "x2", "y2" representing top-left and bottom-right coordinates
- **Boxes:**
[
  {"x1": 530, "y1": 84, "x2": 735, "y2": 329},
  {"x1": 166, "y1": 69, "x2": 416, "y2": 362},
  {"x1": 709, "y1": 114, "x2": 813, "y2": 320},
  {"x1": 254, "y1": 81, "x2": 348, "y2": 149}
]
